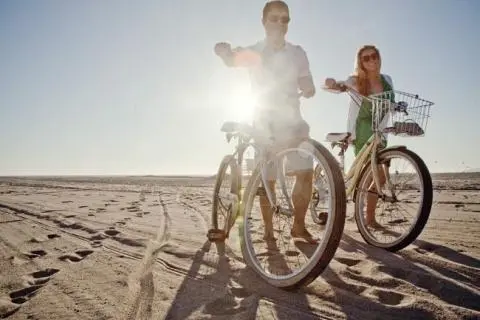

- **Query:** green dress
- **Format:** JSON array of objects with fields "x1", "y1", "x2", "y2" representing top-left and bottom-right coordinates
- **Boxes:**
[{"x1": 353, "y1": 75, "x2": 394, "y2": 156}]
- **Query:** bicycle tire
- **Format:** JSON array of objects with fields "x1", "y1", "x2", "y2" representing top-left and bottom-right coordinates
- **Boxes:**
[
  {"x1": 239, "y1": 138, "x2": 346, "y2": 290},
  {"x1": 209, "y1": 155, "x2": 240, "y2": 242},
  {"x1": 354, "y1": 147, "x2": 433, "y2": 252}
]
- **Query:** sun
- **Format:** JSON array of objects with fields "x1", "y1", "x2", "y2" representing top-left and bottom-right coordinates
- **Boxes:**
[{"x1": 228, "y1": 83, "x2": 256, "y2": 123}]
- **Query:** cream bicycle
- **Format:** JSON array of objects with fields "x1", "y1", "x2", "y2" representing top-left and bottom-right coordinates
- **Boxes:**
[
  {"x1": 207, "y1": 98, "x2": 347, "y2": 289},
  {"x1": 310, "y1": 82, "x2": 435, "y2": 252}
]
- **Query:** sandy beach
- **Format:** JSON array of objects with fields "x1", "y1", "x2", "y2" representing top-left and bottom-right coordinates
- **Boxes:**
[{"x1": 0, "y1": 173, "x2": 479, "y2": 320}]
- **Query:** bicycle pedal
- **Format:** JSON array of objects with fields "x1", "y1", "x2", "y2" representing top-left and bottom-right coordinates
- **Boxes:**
[
  {"x1": 317, "y1": 212, "x2": 328, "y2": 226},
  {"x1": 207, "y1": 229, "x2": 226, "y2": 242},
  {"x1": 256, "y1": 187, "x2": 266, "y2": 196}
]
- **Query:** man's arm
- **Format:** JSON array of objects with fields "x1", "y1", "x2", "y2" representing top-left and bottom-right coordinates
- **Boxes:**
[
  {"x1": 296, "y1": 46, "x2": 315, "y2": 98},
  {"x1": 215, "y1": 42, "x2": 261, "y2": 68}
]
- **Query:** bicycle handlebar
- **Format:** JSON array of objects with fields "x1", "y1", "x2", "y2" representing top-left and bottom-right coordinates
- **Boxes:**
[{"x1": 322, "y1": 81, "x2": 409, "y2": 115}]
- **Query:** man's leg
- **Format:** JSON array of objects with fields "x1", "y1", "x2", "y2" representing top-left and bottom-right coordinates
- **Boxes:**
[
  {"x1": 291, "y1": 169, "x2": 314, "y2": 235},
  {"x1": 254, "y1": 143, "x2": 277, "y2": 241},
  {"x1": 287, "y1": 120, "x2": 318, "y2": 243},
  {"x1": 259, "y1": 179, "x2": 276, "y2": 240}
]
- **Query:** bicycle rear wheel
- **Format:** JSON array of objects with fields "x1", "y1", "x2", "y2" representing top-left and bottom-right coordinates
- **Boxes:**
[
  {"x1": 354, "y1": 147, "x2": 433, "y2": 252},
  {"x1": 239, "y1": 138, "x2": 346, "y2": 290}
]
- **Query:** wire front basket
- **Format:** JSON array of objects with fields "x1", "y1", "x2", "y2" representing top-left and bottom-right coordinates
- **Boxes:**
[{"x1": 369, "y1": 90, "x2": 435, "y2": 137}]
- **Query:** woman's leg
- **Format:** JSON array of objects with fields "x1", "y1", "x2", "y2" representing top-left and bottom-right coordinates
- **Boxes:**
[
  {"x1": 366, "y1": 140, "x2": 388, "y2": 227},
  {"x1": 365, "y1": 165, "x2": 386, "y2": 226}
]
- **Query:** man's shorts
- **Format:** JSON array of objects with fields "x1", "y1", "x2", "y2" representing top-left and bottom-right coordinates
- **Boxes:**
[{"x1": 252, "y1": 107, "x2": 314, "y2": 181}]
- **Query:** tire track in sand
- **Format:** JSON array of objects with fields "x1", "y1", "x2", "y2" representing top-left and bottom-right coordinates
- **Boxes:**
[{"x1": 121, "y1": 189, "x2": 171, "y2": 320}]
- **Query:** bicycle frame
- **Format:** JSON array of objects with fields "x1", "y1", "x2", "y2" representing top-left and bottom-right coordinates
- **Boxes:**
[
  {"x1": 340, "y1": 131, "x2": 394, "y2": 201},
  {"x1": 223, "y1": 129, "x2": 292, "y2": 220},
  {"x1": 221, "y1": 92, "x2": 311, "y2": 220}
]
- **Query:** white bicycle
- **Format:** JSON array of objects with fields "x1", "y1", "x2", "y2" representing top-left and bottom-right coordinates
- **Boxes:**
[{"x1": 208, "y1": 95, "x2": 347, "y2": 290}]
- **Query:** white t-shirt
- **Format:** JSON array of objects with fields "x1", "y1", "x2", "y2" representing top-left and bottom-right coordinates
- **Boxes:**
[{"x1": 238, "y1": 40, "x2": 312, "y2": 118}]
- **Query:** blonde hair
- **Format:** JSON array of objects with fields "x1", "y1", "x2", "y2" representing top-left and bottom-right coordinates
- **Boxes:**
[{"x1": 353, "y1": 45, "x2": 381, "y2": 96}]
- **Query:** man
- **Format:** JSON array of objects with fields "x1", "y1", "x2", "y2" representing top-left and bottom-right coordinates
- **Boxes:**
[{"x1": 214, "y1": 1, "x2": 317, "y2": 244}]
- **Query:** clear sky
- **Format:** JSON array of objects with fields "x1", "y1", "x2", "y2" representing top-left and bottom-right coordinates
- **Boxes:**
[{"x1": 1, "y1": 0, "x2": 479, "y2": 175}]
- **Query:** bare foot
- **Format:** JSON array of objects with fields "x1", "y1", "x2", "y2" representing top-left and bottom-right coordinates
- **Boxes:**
[
  {"x1": 367, "y1": 220, "x2": 385, "y2": 230},
  {"x1": 290, "y1": 227, "x2": 318, "y2": 244},
  {"x1": 263, "y1": 229, "x2": 276, "y2": 242}
]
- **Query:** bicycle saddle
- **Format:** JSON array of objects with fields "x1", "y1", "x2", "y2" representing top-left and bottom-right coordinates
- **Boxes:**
[
  {"x1": 220, "y1": 121, "x2": 255, "y2": 135},
  {"x1": 325, "y1": 132, "x2": 350, "y2": 143}
]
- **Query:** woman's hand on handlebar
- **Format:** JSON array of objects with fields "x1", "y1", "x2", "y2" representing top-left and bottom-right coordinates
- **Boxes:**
[
  {"x1": 347, "y1": 135, "x2": 355, "y2": 145},
  {"x1": 324, "y1": 78, "x2": 336, "y2": 88},
  {"x1": 324, "y1": 78, "x2": 347, "y2": 92}
]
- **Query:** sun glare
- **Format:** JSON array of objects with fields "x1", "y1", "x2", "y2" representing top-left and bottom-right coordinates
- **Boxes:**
[{"x1": 228, "y1": 84, "x2": 256, "y2": 122}]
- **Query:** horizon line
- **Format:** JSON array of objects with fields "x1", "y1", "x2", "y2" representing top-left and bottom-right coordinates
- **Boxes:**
[{"x1": 1, "y1": 170, "x2": 479, "y2": 178}]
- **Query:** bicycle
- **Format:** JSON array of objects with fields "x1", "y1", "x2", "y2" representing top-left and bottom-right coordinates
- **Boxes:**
[
  {"x1": 310, "y1": 81, "x2": 435, "y2": 252},
  {"x1": 207, "y1": 97, "x2": 347, "y2": 290}
]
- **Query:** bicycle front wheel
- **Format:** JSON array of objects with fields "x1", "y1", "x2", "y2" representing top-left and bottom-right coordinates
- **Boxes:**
[
  {"x1": 354, "y1": 147, "x2": 433, "y2": 252},
  {"x1": 209, "y1": 155, "x2": 240, "y2": 242},
  {"x1": 239, "y1": 138, "x2": 346, "y2": 290}
]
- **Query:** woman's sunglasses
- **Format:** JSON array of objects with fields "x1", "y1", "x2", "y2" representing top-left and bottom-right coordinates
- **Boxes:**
[{"x1": 361, "y1": 52, "x2": 379, "y2": 63}]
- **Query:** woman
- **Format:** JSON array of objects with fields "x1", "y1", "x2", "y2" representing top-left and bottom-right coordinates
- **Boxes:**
[{"x1": 325, "y1": 45, "x2": 393, "y2": 228}]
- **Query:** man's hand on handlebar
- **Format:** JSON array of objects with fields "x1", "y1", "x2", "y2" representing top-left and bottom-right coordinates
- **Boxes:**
[
  {"x1": 214, "y1": 42, "x2": 232, "y2": 58},
  {"x1": 214, "y1": 42, "x2": 235, "y2": 66},
  {"x1": 214, "y1": 42, "x2": 262, "y2": 68}
]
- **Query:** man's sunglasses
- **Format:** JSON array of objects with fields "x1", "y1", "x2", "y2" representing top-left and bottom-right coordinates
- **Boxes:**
[
  {"x1": 362, "y1": 52, "x2": 379, "y2": 63},
  {"x1": 267, "y1": 15, "x2": 290, "y2": 24}
]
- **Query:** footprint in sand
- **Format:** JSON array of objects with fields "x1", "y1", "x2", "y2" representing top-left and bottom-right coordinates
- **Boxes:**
[
  {"x1": 89, "y1": 233, "x2": 106, "y2": 248},
  {"x1": 58, "y1": 249, "x2": 94, "y2": 263},
  {"x1": 369, "y1": 288, "x2": 412, "y2": 306},
  {"x1": 203, "y1": 285, "x2": 253, "y2": 316},
  {"x1": 414, "y1": 242, "x2": 439, "y2": 255},
  {"x1": 22, "y1": 250, "x2": 48, "y2": 259},
  {"x1": 126, "y1": 206, "x2": 140, "y2": 212},
  {"x1": 334, "y1": 256, "x2": 362, "y2": 267},
  {"x1": 104, "y1": 228, "x2": 121, "y2": 237},
  {"x1": 148, "y1": 203, "x2": 160, "y2": 207},
  {"x1": 2, "y1": 267, "x2": 60, "y2": 318},
  {"x1": 90, "y1": 240, "x2": 103, "y2": 248},
  {"x1": 28, "y1": 233, "x2": 60, "y2": 243},
  {"x1": 115, "y1": 217, "x2": 132, "y2": 226}
]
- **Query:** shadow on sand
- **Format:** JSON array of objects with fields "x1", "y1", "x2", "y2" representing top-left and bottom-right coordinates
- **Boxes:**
[
  {"x1": 162, "y1": 234, "x2": 480, "y2": 319},
  {"x1": 163, "y1": 240, "x2": 323, "y2": 319}
]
